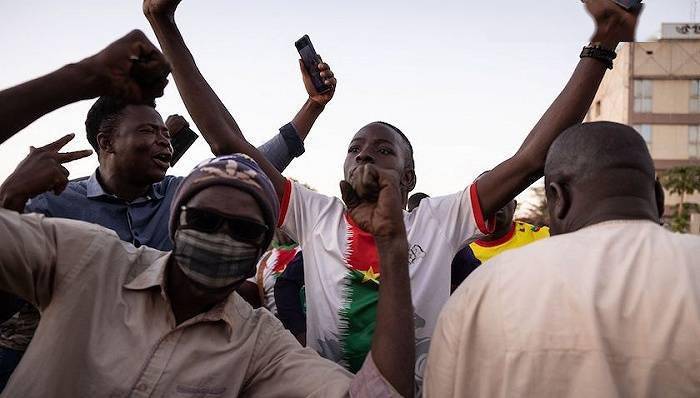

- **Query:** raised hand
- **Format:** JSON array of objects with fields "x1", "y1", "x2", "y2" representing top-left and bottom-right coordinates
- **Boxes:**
[
  {"x1": 165, "y1": 114, "x2": 189, "y2": 137},
  {"x1": 585, "y1": 0, "x2": 642, "y2": 46},
  {"x1": 300, "y1": 56, "x2": 337, "y2": 108},
  {"x1": 79, "y1": 30, "x2": 171, "y2": 103},
  {"x1": 340, "y1": 164, "x2": 405, "y2": 238},
  {"x1": 143, "y1": 0, "x2": 183, "y2": 19},
  {"x1": 0, "y1": 134, "x2": 92, "y2": 211}
]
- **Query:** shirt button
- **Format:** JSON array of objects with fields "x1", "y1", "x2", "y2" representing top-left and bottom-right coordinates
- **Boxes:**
[{"x1": 137, "y1": 383, "x2": 148, "y2": 392}]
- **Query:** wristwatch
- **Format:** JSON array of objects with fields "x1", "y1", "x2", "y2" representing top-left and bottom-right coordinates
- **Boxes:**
[{"x1": 580, "y1": 43, "x2": 617, "y2": 70}]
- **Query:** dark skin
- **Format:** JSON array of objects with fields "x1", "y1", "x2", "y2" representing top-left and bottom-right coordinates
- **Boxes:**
[
  {"x1": 544, "y1": 123, "x2": 664, "y2": 235},
  {"x1": 96, "y1": 105, "x2": 173, "y2": 201},
  {"x1": 166, "y1": 186, "x2": 265, "y2": 325},
  {"x1": 479, "y1": 200, "x2": 517, "y2": 242},
  {"x1": 0, "y1": 29, "x2": 170, "y2": 145},
  {"x1": 546, "y1": 168, "x2": 664, "y2": 236},
  {"x1": 340, "y1": 164, "x2": 415, "y2": 397},
  {"x1": 143, "y1": 0, "x2": 337, "y2": 157},
  {"x1": 0, "y1": 134, "x2": 92, "y2": 211},
  {"x1": 145, "y1": 0, "x2": 642, "y2": 223}
]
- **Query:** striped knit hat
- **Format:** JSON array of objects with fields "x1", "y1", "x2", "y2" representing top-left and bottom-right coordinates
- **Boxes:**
[{"x1": 169, "y1": 154, "x2": 279, "y2": 250}]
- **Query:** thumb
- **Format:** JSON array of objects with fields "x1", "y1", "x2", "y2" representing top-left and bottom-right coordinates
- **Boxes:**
[{"x1": 340, "y1": 180, "x2": 360, "y2": 209}]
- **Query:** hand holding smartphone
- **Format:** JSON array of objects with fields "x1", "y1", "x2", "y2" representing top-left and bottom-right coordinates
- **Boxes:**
[
  {"x1": 295, "y1": 35, "x2": 331, "y2": 94},
  {"x1": 166, "y1": 114, "x2": 198, "y2": 166}
]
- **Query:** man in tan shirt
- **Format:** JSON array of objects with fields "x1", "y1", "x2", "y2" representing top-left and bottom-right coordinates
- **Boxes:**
[
  {"x1": 425, "y1": 122, "x2": 700, "y2": 397},
  {"x1": 0, "y1": 154, "x2": 415, "y2": 397},
  {"x1": 0, "y1": 34, "x2": 415, "y2": 396}
]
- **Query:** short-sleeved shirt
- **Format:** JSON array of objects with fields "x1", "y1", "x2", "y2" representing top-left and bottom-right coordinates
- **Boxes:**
[
  {"x1": 0, "y1": 208, "x2": 399, "y2": 397},
  {"x1": 426, "y1": 220, "x2": 700, "y2": 398},
  {"x1": 451, "y1": 221, "x2": 549, "y2": 288},
  {"x1": 278, "y1": 179, "x2": 491, "y2": 391}
]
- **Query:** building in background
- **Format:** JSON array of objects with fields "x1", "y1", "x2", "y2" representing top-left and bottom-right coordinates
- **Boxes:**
[{"x1": 585, "y1": 23, "x2": 700, "y2": 232}]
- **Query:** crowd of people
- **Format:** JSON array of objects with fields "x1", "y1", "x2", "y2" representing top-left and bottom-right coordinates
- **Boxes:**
[{"x1": 0, "y1": 0, "x2": 698, "y2": 397}]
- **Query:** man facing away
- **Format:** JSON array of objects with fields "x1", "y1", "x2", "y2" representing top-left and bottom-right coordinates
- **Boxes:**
[{"x1": 425, "y1": 122, "x2": 700, "y2": 397}]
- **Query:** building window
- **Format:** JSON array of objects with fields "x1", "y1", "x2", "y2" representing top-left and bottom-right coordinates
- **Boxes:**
[
  {"x1": 690, "y1": 80, "x2": 700, "y2": 113},
  {"x1": 633, "y1": 124, "x2": 653, "y2": 149},
  {"x1": 634, "y1": 79, "x2": 653, "y2": 113},
  {"x1": 690, "y1": 126, "x2": 700, "y2": 159}
]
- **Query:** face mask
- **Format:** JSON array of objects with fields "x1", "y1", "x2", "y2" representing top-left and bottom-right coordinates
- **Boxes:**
[{"x1": 173, "y1": 229, "x2": 260, "y2": 289}]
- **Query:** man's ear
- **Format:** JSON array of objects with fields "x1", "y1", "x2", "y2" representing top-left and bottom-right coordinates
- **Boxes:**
[
  {"x1": 654, "y1": 178, "x2": 665, "y2": 220},
  {"x1": 96, "y1": 132, "x2": 114, "y2": 155},
  {"x1": 548, "y1": 182, "x2": 570, "y2": 221},
  {"x1": 401, "y1": 168, "x2": 417, "y2": 192}
]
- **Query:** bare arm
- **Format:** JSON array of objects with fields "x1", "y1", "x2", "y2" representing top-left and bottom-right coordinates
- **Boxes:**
[
  {"x1": 341, "y1": 165, "x2": 415, "y2": 397},
  {"x1": 144, "y1": 1, "x2": 287, "y2": 200},
  {"x1": 0, "y1": 30, "x2": 170, "y2": 145},
  {"x1": 476, "y1": 0, "x2": 641, "y2": 218}
]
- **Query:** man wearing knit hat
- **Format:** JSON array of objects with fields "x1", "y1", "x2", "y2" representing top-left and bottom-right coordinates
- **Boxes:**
[{"x1": 0, "y1": 154, "x2": 415, "y2": 397}]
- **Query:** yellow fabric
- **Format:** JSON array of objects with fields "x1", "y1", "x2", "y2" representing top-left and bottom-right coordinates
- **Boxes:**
[{"x1": 469, "y1": 221, "x2": 549, "y2": 263}]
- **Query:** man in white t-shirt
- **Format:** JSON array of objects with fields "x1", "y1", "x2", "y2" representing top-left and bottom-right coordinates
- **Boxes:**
[
  {"x1": 152, "y1": 0, "x2": 641, "y2": 392},
  {"x1": 425, "y1": 122, "x2": 700, "y2": 397}
]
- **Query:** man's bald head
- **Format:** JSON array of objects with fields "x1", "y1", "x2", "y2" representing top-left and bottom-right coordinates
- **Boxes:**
[{"x1": 544, "y1": 122, "x2": 663, "y2": 235}]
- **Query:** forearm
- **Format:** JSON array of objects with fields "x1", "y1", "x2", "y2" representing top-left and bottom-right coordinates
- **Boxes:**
[
  {"x1": 147, "y1": 15, "x2": 241, "y2": 154},
  {"x1": 146, "y1": 13, "x2": 286, "y2": 197},
  {"x1": 0, "y1": 63, "x2": 97, "y2": 144},
  {"x1": 0, "y1": 181, "x2": 28, "y2": 212},
  {"x1": 518, "y1": 57, "x2": 608, "y2": 170},
  {"x1": 372, "y1": 234, "x2": 414, "y2": 397},
  {"x1": 478, "y1": 56, "x2": 609, "y2": 218},
  {"x1": 257, "y1": 124, "x2": 305, "y2": 172},
  {"x1": 291, "y1": 99, "x2": 325, "y2": 141}
]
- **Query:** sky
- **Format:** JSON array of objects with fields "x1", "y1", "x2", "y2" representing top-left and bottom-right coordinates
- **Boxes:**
[{"x1": 0, "y1": 0, "x2": 693, "y2": 213}]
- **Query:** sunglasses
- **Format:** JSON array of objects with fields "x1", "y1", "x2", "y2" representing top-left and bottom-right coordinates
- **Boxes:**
[{"x1": 180, "y1": 206, "x2": 268, "y2": 244}]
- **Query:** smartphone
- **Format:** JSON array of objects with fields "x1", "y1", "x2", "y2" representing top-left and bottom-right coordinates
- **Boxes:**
[
  {"x1": 295, "y1": 35, "x2": 331, "y2": 94},
  {"x1": 169, "y1": 125, "x2": 198, "y2": 166},
  {"x1": 612, "y1": 0, "x2": 643, "y2": 10}
]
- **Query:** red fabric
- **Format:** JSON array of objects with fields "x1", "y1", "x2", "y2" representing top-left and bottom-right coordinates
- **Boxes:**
[
  {"x1": 344, "y1": 214, "x2": 380, "y2": 275},
  {"x1": 271, "y1": 247, "x2": 299, "y2": 274},
  {"x1": 469, "y1": 183, "x2": 496, "y2": 235},
  {"x1": 277, "y1": 179, "x2": 292, "y2": 227},
  {"x1": 475, "y1": 223, "x2": 516, "y2": 247}
]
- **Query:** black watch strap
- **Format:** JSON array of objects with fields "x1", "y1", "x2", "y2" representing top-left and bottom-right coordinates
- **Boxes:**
[{"x1": 580, "y1": 45, "x2": 617, "y2": 70}]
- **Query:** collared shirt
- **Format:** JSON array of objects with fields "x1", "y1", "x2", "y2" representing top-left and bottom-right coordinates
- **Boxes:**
[
  {"x1": 0, "y1": 123, "x2": 305, "y2": 352},
  {"x1": 0, "y1": 208, "x2": 399, "y2": 397},
  {"x1": 425, "y1": 220, "x2": 700, "y2": 398}
]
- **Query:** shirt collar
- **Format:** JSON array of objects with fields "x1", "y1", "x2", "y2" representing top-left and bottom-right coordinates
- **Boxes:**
[
  {"x1": 123, "y1": 254, "x2": 238, "y2": 336},
  {"x1": 87, "y1": 169, "x2": 165, "y2": 201}
]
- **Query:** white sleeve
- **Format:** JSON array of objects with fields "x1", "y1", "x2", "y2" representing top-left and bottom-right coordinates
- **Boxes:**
[
  {"x1": 277, "y1": 179, "x2": 342, "y2": 245},
  {"x1": 414, "y1": 183, "x2": 494, "y2": 249}
]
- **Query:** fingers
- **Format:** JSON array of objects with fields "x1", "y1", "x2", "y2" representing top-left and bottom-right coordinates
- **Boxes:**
[
  {"x1": 352, "y1": 165, "x2": 380, "y2": 202},
  {"x1": 124, "y1": 31, "x2": 171, "y2": 102},
  {"x1": 318, "y1": 63, "x2": 336, "y2": 87},
  {"x1": 340, "y1": 180, "x2": 361, "y2": 209},
  {"x1": 165, "y1": 114, "x2": 189, "y2": 135},
  {"x1": 52, "y1": 167, "x2": 70, "y2": 195},
  {"x1": 39, "y1": 133, "x2": 76, "y2": 152},
  {"x1": 56, "y1": 149, "x2": 93, "y2": 164},
  {"x1": 130, "y1": 41, "x2": 171, "y2": 101}
]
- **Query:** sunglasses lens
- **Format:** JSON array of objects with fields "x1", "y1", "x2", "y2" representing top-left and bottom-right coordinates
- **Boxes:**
[
  {"x1": 228, "y1": 219, "x2": 268, "y2": 243},
  {"x1": 185, "y1": 209, "x2": 222, "y2": 232}
]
